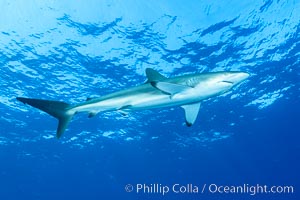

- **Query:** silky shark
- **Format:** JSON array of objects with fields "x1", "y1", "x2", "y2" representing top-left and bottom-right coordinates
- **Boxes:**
[{"x1": 17, "y1": 68, "x2": 249, "y2": 138}]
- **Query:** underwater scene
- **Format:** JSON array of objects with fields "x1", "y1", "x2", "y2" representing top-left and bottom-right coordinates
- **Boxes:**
[{"x1": 0, "y1": 0, "x2": 299, "y2": 199}]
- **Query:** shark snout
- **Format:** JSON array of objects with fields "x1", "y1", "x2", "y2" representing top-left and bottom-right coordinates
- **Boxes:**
[
  {"x1": 236, "y1": 72, "x2": 250, "y2": 82},
  {"x1": 225, "y1": 72, "x2": 250, "y2": 85}
]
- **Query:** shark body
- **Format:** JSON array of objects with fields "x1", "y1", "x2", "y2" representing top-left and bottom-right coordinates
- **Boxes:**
[{"x1": 17, "y1": 68, "x2": 249, "y2": 138}]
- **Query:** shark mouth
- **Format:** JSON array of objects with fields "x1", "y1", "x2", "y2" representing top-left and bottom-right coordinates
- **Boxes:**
[{"x1": 220, "y1": 80, "x2": 234, "y2": 84}]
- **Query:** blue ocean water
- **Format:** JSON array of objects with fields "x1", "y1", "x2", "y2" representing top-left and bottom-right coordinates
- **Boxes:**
[{"x1": 0, "y1": 0, "x2": 299, "y2": 199}]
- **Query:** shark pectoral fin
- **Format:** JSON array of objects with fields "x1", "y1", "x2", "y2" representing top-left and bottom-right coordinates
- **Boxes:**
[
  {"x1": 145, "y1": 68, "x2": 167, "y2": 83},
  {"x1": 181, "y1": 102, "x2": 201, "y2": 126},
  {"x1": 151, "y1": 81, "x2": 192, "y2": 95}
]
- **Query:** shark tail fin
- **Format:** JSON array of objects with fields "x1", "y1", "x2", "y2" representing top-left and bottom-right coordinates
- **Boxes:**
[{"x1": 16, "y1": 97, "x2": 74, "y2": 139}]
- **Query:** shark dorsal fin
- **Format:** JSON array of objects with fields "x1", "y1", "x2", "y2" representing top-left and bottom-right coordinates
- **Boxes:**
[
  {"x1": 145, "y1": 68, "x2": 167, "y2": 82},
  {"x1": 151, "y1": 81, "x2": 192, "y2": 95},
  {"x1": 181, "y1": 102, "x2": 201, "y2": 126}
]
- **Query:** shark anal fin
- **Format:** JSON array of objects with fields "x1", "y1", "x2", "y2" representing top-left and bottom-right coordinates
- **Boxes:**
[
  {"x1": 118, "y1": 105, "x2": 132, "y2": 110},
  {"x1": 145, "y1": 68, "x2": 167, "y2": 83},
  {"x1": 181, "y1": 102, "x2": 201, "y2": 126},
  {"x1": 151, "y1": 81, "x2": 192, "y2": 95},
  {"x1": 115, "y1": 105, "x2": 132, "y2": 116},
  {"x1": 117, "y1": 110, "x2": 129, "y2": 116}
]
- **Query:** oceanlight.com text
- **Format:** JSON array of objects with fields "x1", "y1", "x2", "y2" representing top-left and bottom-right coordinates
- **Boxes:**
[
  {"x1": 125, "y1": 183, "x2": 294, "y2": 196},
  {"x1": 207, "y1": 183, "x2": 294, "y2": 195}
]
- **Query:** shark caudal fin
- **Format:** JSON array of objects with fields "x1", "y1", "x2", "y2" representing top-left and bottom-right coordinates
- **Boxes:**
[{"x1": 16, "y1": 97, "x2": 74, "y2": 139}]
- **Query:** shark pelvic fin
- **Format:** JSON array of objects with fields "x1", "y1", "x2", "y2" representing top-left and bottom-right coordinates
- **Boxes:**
[
  {"x1": 16, "y1": 97, "x2": 74, "y2": 139},
  {"x1": 181, "y1": 102, "x2": 201, "y2": 126},
  {"x1": 151, "y1": 81, "x2": 192, "y2": 95},
  {"x1": 88, "y1": 112, "x2": 98, "y2": 118},
  {"x1": 145, "y1": 68, "x2": 167, "y2": 82}
]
